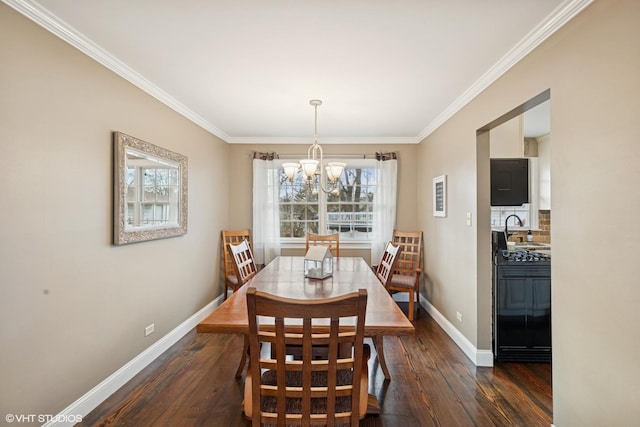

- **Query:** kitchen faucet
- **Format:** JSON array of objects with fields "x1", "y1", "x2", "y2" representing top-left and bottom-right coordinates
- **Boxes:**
[{"x1": 504, "y1": 214, "x2": 523, "y2": 243}]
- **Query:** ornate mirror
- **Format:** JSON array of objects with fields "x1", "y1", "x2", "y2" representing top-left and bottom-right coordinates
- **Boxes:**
[{"x1": 113, "y1": 131, "x2": 188, "y2": 245}]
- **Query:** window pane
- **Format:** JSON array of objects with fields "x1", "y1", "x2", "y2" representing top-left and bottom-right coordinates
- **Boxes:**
[
  {"x1": 126, "y1": 167, "x2": 136, "y2": 186},
  {"x1": 156, "y1": 186, "x2": 169, "y2": 202},
  {"x1": 304, "y1": 205, "x2": 318, "y2": 221},
  {"x1": 280, "y1": 205, "x2": 291, "y2": 221},
  {"x1": 143, "y1": 187, "x2": 156, "y2": 201},
  {"x1": 277, "y1": 165, "x2": 375, "y2": 241},
  {"x1": 143, "y1": 169, "x2": 155, "y2": 186}
]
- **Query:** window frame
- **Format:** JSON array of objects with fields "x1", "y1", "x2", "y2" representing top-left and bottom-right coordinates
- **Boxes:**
[
  {"x1": 127, "y1": 164, "x2": 180, "y2": 227},
  {"x1": 275, "y1": 158, "x2": 377, "y2": 250}
]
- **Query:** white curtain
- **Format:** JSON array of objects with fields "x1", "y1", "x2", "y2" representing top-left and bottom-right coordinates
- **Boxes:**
[
  {"x1": 252, "y1": 159, "x2": 281, "y2": 265},
  {"x1": 371, "y1": 159, "x2": 398, "y2": 263}
]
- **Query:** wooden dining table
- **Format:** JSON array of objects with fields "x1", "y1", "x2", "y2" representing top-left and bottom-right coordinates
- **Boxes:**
[{"x1": 197, "y1": 256, "x2": 415, "y2": 414}]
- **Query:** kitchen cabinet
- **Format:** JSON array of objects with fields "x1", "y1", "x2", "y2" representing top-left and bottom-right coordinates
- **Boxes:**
[
  {"x1": 490, "y1": 116, "x2": 522, "y2": 158},
  {"x1": 494, "y1": 263, "x2": 551, "y2": 362},
  {"x1": 489, "y1": 115, "x2": 538, "y2": 159},
  {"x1": 490, "y1": 158, "x2": 529, "y2": 206},
  {"x1": 490, "y1": 112, "x2": 551, "y2": 221},
  {"x1": 537, "y1": 134, "x2": 551, "y2": 210},
  {"x1": 490, "y1": 116, "x2": 538, "y2": 159}
]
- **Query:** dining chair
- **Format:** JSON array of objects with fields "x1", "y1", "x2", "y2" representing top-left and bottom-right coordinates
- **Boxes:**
[
  {"x1": 387, "y1": 230, "x2": 423, "y2": 321},
  {"x1": 306, "y1": 232, "x2": 340, "y2": 257},
  {"x1": 228, "y1": 239, "x2": 258, "y2": 286},
  {"x1": 371, "y1": 241, "x2": 403, "y2": 380},
  {"x1": 227, "y1": 238, "x2": 258, "y2": 377},
  {"x1": 374, "y1": 241, "x2": 402, "y2": 288},
  {"x1": 222, "y1": 229, "x2": 253, "y2": 300},
  {"x1": 244, "y1": 287, "x2": 369, "y2": 426}
]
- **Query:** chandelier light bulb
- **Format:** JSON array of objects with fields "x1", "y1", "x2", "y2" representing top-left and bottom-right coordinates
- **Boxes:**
[
  {"x1": 297, "y1": 99, "x2": 345, "y2": 194},
  {"x1": 326, "y1": 162, "x2": 346, "y2": 183},
  {"x1": 282, "y1": 162, "x2": 300, "y2": 181}
]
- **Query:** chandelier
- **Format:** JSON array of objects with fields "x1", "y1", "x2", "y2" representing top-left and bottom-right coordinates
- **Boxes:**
[{"x1": 282, "y1": 100, "x2": 346, "y2": 195}]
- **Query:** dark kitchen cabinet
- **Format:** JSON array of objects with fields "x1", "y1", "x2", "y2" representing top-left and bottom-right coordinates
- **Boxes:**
[
  {"x1": 490, "y1": 158, "x2": 529, "y2": 206},
  {"x1": 494, "y1": 263, "x2": 551, "y2": 362}
]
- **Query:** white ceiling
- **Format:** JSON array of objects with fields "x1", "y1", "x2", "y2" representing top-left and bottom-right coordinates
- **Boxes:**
[{"x1": 7, "y1": 0, "x2": 589, "y2": 143}]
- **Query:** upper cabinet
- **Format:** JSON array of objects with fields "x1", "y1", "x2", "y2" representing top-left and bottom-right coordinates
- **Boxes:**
[
  {"x1": 490, "y1": 115, "x2": 522, "y2": 158},
  {"x1": 490, "y1": 109, "x2": 551, "y2": 211},
  {"x1": 537, "y1": 134, "x2": 551, "y2": 210},
  {"x1": 490, "y1": 158, "x2": 529, "y2": 206},
  {"x1": 490, "y1": 116, "x2": 538, "y2": 159}
]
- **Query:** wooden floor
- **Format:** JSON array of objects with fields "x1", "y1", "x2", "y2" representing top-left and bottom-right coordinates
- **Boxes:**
[{"x1": 78, "y1": 305, "x2": 552, "y2": 426}]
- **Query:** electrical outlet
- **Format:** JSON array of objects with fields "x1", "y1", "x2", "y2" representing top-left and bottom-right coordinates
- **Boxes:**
[
  {"x1": 145, "y1": 323, "x2": 155, "y2": 336},
  {"x1": 456, "y1": 312, "x2": 463, "y2": 322}
]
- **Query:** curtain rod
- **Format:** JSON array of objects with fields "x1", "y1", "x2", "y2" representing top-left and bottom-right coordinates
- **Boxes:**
[{"x1": 252, "y1": 152, "x2": 397, "y2": 160}]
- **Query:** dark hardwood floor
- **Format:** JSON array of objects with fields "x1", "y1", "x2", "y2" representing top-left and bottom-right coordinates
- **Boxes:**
[{"x1": 78, "y1": 305, "x2": 552, "y2": 426}]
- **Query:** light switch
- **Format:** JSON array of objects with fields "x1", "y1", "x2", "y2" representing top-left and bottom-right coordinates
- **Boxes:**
[{"x1": 466, "y1": 212, "x2": 472, "y2": 226}]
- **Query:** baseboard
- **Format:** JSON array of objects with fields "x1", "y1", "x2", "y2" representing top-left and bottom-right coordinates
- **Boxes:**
[
  {"x1": 419, "y1": 295, "x2": 494, "y2": 367},
  {"x1": 44, "y1": 295, "x2": 224, "y2": 427}
]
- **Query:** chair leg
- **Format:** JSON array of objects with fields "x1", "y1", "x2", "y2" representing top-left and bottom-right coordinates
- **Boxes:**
[
  {"x1": 408, "y1": 290, "x2": 414, "y2": 321},
  {"x1": 235, "y1": 334, "x2": 249, "y2": 377},
  {"x1": 373, "y1": 336, "x2": 390, "y2": 380},
  {"x1": 223, "y1": 283, "x2": 229, "y2": 301}
]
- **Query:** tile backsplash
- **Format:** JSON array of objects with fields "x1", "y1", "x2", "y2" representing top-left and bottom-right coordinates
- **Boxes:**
[{"x1": 507, "y1": 210, "x2": 551, "y2": 243}]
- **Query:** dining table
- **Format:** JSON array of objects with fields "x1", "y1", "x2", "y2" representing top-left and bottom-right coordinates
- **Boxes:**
[{"x1": 196, "y1": 256, "x2": 415, "y2": 414}]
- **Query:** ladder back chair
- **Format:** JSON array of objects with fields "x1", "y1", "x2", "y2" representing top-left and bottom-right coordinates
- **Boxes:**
[
  {"x1": 227, "y1": 238, "x2": 259, "y2": 377},
  {"x1": 222, "y1": 229, "x2": 253, "y2": 300},
  {"x1": 374, "y1": 241, "x2": 402, "y2": 288},
  {"x1": 245, "y1": 287, "x2": 369, "y2": 426},
  {"x1": 387, "y1": 230, "x2": 423, "y2": 321},
  {"x1": 371, "y1": 241, "x2": 403, "y2": 380},
  {"x1": 228, "y1": 239, "x2": 258, "y2": 286},
  {"x1": 306, "y1": 233, "x2": 340, "y2": 257}
]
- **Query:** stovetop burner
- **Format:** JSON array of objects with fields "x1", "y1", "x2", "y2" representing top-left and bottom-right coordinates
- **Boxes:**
[{"x1": 499, "y1": 249, "x2": 551, "y2": 263}]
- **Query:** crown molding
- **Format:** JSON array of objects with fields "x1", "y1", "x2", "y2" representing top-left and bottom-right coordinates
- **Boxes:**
[
  {"x1": 4, "y1": 0, "x2": 592, "y2": 145},
  {"x1": 226, "y1": 136, "x2": 420, "y2": 145},
  {"x1": 416, "y1": 0, "x2": 594, "y2": 142},
  {"x1": 2, "y1": 0, "x2": 231, "y2": 142}
]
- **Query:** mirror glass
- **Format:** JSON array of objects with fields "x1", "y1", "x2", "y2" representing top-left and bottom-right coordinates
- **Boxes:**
[{"x1": 114, "y1": 132, "x2": 188, "y2": 245}]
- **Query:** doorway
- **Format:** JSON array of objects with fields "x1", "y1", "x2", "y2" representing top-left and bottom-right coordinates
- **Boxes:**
[{"x1": 475, "y1": 89, "x2": 551, "y2": 366}]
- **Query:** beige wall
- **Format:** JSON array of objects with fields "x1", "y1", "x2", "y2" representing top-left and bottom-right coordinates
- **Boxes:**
[
  {"x1": 417, "y1": 0, "x2": 640, "y2": 425},
  {"x1": 0, "y1": 5, "x2": 228, "y2": 419},
  {"x1": 3, "y1": 0, "x2": 639, "y2": 424},
  {"x1": 226, "y1": 143, "x2": 419, "y2": 264}
]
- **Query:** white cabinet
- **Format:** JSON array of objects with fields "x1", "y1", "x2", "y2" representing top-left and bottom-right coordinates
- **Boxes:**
[
  {"x1": 489, "y1": 104, "x2": 551, "y2": 218},
  {"x1": 490, "y1": 116, "x2": 523, "y2": 158},
  {"x1": 537, "y1": 134, "x2": 551, "y2": 210},
  {"x1": 490, "y1": 115, "x2": 539, "y2": 159}
]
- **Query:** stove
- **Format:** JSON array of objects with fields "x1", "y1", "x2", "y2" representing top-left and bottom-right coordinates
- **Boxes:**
[{"x1": 497, "y1": 249, "x2": 551, "y2": 264}]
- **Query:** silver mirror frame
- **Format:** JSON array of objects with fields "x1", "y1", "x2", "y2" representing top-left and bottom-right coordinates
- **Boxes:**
[{"x1": 113, "y1": 131, "x2": 188, "y2": 245}]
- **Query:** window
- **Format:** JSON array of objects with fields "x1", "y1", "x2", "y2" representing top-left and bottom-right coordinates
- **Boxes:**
[
  {"x1": 126, "y1": 165, "x2": 179, "y2": 227},
  {"x1": 278, "y1": 160, "x2": 377, "y2": 242},
  {"x1": 491, "y1": 204, "x2": 533, "y2": 228}
]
